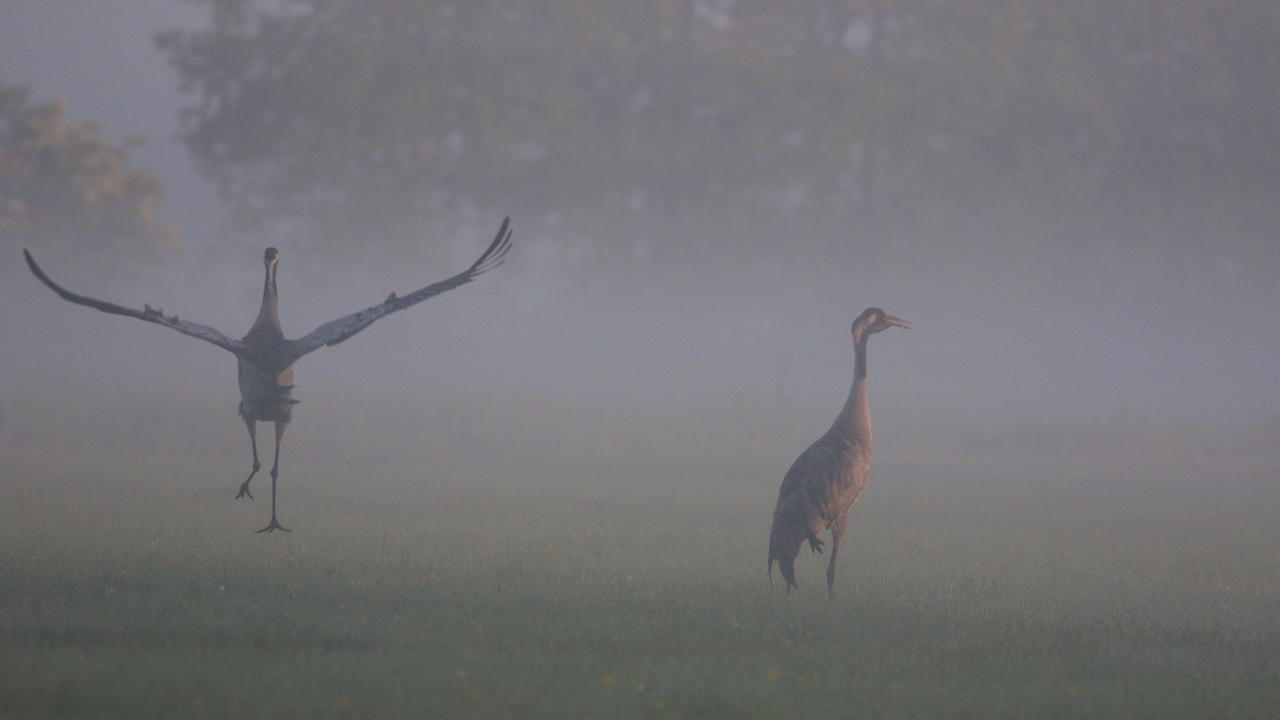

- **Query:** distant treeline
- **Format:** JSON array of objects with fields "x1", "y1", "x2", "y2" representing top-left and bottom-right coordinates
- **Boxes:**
[
  {"x1": 0, "y1": 83, "x2": 179, "y2": 258},
  {"x1": 158, "y1": 0, "x2": 1279, "y2": 267}
]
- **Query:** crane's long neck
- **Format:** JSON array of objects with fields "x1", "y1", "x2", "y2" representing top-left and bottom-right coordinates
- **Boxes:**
[
  {"x1": 254, "y1": 261, "x2": 281, "y2": 331},
  {"x1": 834, "y1": 332, "x2": 872, "y2": 447}
]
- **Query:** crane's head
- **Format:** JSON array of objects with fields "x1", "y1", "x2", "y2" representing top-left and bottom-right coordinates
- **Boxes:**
[
  {"x1": 853, "y1": 307, "x2": 910, "y2": 338},
  {"x1": 263, "y1": 247, "x2": 280, "y2": 266}
]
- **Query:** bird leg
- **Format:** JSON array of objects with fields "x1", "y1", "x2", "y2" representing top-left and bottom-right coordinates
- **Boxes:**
[
  {"x1": 807, "y1": 530, "x2": 825, "y2": 554},
  {"x1": 256, "y1": 421, "x2": 291, "y2": 533},
  {"x1": 236, "y1": 418, "x2": 259, "y2": 500}
]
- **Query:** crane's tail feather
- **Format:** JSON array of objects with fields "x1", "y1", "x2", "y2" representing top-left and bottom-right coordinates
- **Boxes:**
[{"x1": 768, "y1": 512, "x2": 804, "y2": 592}]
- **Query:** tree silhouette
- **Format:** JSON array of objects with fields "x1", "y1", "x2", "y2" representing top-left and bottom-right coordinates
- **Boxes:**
[
  {"x1": 158, "y1": 0, "x2": 1280, "y2": 270},
  {"x1": 0, "y1": 82, "x2": 179, "y2": 259}
]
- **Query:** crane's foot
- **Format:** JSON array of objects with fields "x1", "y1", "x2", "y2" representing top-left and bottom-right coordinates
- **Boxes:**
[
  {"x1": 255, "y1": 516, "x2": 290, "y2": 533},
  {"x1": 807, "y1": 533, "x2": 825, "y2": 554},
  {"x1": 235, "y1": 482, "x2": 254, "y2": 500}
]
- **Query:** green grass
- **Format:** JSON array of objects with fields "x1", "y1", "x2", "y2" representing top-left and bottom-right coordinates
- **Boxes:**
[{"x1": 3, "y1": 455, "x2": 1279, "y2": 719}]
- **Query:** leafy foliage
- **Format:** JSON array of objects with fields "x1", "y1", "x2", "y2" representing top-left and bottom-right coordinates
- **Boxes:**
[
  {"x1": 0, "y1": 83, "x2": 180, "y2": 258},
  {"x1": 158, "y1": 1, "x2": 1280, "y2": 266}
]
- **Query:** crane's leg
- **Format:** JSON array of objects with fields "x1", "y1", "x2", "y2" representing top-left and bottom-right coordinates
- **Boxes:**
[
  {"x1": 236, "y1": 418, "x2": 260, "y2": 499},
  {"x1": 826, "y1": 511, "x2": 851, "y2": 600},
  {"x1": 256, "y1": 421, "x2": 290, "y2": 533}
]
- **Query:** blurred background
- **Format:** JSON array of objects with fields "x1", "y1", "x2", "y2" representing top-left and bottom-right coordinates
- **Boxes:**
[{"x1": 2, "y1": 0, "x2": 1278, "y2": 495}]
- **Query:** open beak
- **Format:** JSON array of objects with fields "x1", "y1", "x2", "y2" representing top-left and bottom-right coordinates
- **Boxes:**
[{"x1": 886, "y1": 315, "x2": 911, "y2": 330}]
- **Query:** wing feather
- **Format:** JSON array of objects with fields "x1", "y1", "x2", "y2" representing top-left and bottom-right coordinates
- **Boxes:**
[
  {"x1": 24, "y1": 249, "x2": 246, "y2": 356},
  {"x1": 288, "y1": 217, "x2": 512, "y2": 359},
  {"x1": 776, "y1": 435, "x2": 841, "y2": 501}
]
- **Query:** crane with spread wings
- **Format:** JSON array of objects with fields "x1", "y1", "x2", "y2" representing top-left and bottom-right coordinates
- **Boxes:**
[{"x1": 24, "y1": 218, "x2": 513, "y2": 533}]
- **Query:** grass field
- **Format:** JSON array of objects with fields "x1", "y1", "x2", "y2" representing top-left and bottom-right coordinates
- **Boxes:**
[{"x1": 3, "y1": 451, "x2": 1280, "y2": 719}]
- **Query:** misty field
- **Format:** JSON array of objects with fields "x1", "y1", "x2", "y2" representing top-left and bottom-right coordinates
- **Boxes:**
[{"x1": 3, "y1": 453, "x2": 1279, "y2": 719}]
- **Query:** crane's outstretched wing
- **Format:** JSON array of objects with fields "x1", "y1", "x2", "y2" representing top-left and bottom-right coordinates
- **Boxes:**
[
  {"x1": 288, "y1": 217, "x2": 512, "y2": 359},
  {"x1": 24, "y1": 249, "x2": 248, "y2": 356}
]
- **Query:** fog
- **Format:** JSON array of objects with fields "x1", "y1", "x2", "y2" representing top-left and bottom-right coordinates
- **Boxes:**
[{"x1": 3, "y1": 0, "x2": 1278, "y2": 498}]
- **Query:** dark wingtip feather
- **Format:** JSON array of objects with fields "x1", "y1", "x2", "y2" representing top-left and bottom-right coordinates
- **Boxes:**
[
  {"x1": 470, "y1": 217, "x2": 513, "y2": 275},
  {"x1": 23, "y1": 248, "x2": 41, "y2": 276},
  {"x1": 23, "y1": 248, "x2": 67, "y2": 298}
]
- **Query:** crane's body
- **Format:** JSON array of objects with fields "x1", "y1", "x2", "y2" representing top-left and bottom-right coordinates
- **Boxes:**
[
  {"x1": 24, "y1": 218, "x2": 512, "y2": 533},
  {"x1": 236, "y1": 359, "x2": 295, "y2": 424},
  {"x1": 236, "y1": 250, "x2": 296, "y2": 425},
  {"x1": 768, "y1": 307, "x2": 908, "y2": 597}
]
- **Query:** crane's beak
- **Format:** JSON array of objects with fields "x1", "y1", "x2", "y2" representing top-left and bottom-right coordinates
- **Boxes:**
[{"x1": 886, "y1": 315, "x2": 911, "y2": 329}]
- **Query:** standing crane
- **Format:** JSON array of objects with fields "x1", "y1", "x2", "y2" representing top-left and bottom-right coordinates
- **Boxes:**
[
  {"x1": 23, "y1": 218, "x2": 512, "y2": 533},
  {"x1": 768, "y1": 307, "x2": 909, "y2": 597}
]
